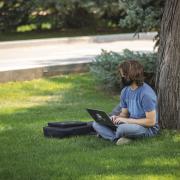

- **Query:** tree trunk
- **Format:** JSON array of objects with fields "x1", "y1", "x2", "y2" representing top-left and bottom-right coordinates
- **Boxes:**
[{"x1": 156, "y1": 0, "x2": 180, "y2": 129}]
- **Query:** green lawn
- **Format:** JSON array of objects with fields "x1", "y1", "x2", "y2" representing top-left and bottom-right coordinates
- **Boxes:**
[
  {"x1": 0, "y1": 73, "x2": 179, "y2": 180},
  {"x1": 0, "y1": 28, "x2": 130, "y2": 42}
]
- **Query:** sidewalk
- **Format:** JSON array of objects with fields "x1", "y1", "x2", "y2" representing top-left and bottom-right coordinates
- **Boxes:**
[{"x1": 0, "y1": 32, "x2": 157, "y2": 83}]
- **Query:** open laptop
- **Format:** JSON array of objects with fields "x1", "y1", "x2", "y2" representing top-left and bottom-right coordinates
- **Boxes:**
[{"x1": 86, "y1": 108, "x2": 116, "y2": 129}]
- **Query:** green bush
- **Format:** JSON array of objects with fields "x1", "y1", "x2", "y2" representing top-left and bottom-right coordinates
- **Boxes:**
[
  {"x1": 119, "y1": 0, "x2": 165, "y2": 32},
  {"x1": 89, "y1": 49, "x2": 157, "y2": 93},
  {"x1": 0, "y1": 0, "x2": 164, "y2": 34},
  {"x1": 0, "y1": 0, "x2": 124, "y2": 33},
  {"x1": 0, "y1": 0, "x2": 34, "y2": 32}
]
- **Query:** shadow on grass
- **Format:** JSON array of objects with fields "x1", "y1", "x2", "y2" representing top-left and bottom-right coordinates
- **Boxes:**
[
  {"x1": 0, "y1": 74, "x2": 117, "y2": 125},
  {"x1": 0, "y1": 73, "x2": 179, "y2": 180}
]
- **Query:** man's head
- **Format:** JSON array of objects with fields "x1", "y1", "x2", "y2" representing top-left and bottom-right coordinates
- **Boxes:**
[{"x1": 118, "y1": 60, "x2": 144, "y2": 86}]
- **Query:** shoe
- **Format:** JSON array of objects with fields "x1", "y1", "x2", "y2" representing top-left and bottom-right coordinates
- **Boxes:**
[
  {"x1": 96, "y1": 134, "x2": 102, "y2": 138},
  {"x1": 116, "y1": 137, "x2": 132, "y2": 145}
]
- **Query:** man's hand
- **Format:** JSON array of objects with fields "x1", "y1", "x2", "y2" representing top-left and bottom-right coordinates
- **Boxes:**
[
  {"x1": 111, "y1": 110, "x2": 157, "y2": 127},
  {"x1": 110, "y1": 115, "x2": 118, "y2": 122},
  {"x1": 111, "y1": 116, "x2": 128, "y2": 125}
]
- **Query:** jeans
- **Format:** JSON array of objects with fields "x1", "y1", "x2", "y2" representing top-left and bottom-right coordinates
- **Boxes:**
[{"x1": 92, "y1": 122, "x2": 156, "y2": 142}]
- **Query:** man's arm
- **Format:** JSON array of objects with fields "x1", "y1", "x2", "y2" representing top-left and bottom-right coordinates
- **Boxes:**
[
  {"x1": 111, "y1": 108, "x2": 128, "y2": 121},
  {"x1": 113, "y1": 110, "x2": 156, "y2": 127},
  {"x1": 119, "y1": 108, "x2": 129, "y2": 118},
  {"x1": 109, "y1": 103, "x2": 122, "y2": 116}
]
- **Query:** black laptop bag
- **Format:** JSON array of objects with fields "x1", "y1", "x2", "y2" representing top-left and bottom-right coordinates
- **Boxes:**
[{"x1": 43, "y1": 121, "x2": 96, "y2": 138}]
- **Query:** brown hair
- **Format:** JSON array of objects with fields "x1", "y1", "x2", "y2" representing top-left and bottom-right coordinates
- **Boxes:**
[{"x1": 118, "y1": 60, "x2": 144, "y2": 86}]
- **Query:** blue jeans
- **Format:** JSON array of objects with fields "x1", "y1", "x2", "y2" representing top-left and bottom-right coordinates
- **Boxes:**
[{"x1": 93, "y1": 122, "x2": 156, "y2": 142}]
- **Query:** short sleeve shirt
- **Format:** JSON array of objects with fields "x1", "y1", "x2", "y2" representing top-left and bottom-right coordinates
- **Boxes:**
[{"x1": 120, "y1": 83, "x2": 158, "y2": 127}]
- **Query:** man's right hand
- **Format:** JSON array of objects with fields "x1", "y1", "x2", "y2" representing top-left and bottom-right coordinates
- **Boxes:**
[{"x1": 110, "y1": 115, "x2": 118, "y2": 123}]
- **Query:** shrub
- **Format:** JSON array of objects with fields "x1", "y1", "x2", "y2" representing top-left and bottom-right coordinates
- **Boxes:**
[
  {"x1": 0, "y1": 0, "x2": 124, "y2": 33},
  {"x1": 89, "y1": 49, "x2": 157, "y2": 93}
]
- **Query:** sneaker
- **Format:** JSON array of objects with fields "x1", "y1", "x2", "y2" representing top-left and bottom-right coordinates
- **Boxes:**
[
  {"x1": 96, "y1": 134, "x2": 102, "y2": 138},
  {"x1": 116, "y1": 137, "x2": 132, "y2": 145}
]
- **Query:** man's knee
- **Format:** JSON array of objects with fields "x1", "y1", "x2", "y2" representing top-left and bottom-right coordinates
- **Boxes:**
[
  {"x1": 116, "y1": 124, "x2": 129, "y2": 138},
  {"x1": 92, "y1": 121, "x2": 101, "y2": 131},
  {"x1": 115, "y1": 124, "x2": 146, "y2": 138}
]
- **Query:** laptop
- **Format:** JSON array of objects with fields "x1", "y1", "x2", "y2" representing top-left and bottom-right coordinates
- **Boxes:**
[{"x1": 86, "y1": 108, "x2": 116, "y2": 129}]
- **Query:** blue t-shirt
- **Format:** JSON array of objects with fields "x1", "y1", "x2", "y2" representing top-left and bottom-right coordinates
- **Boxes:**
[{"x1": 120, "y1": 83, "x2": 159, "y2": 131}]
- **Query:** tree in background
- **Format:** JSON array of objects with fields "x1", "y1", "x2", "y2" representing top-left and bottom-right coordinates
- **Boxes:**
[
  {"x1": 119, "y1": 0, "x2": 165, "y2": 32},
  {"x1": 0, "y1": 0, "x2": 125, "y2": 33},
  {"x1": 0, "y1": 0, "x2": 165, "y2": 33},
  {"x1": 0, "y1": 0, "x2": 33, "y2": 32},
  {"x1": 119, "y1": 0, "x2": 165, "y2": 46},
  {"x1": 156, "y1": 0, "x2": 180, "y2": 129}
]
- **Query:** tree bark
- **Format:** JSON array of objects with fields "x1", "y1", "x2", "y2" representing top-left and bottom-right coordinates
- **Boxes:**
[{"x1": 156, "y1": 0, "x2": 180, "y2": 129}]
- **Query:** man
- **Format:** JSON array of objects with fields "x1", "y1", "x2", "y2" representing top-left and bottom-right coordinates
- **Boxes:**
[{"x1": 93, "y1": 60, "x2": 160, "y2": 145}]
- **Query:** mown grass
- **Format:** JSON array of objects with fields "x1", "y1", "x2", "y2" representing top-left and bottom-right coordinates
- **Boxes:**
[
  {"x1": 0, "y1": 28, "x2": 130, "y2": 42},
  {"x1": 0, "y1": 73, "x2": 179, "y2": 180}
]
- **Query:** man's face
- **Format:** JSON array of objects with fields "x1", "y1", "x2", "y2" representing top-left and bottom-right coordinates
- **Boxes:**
[{"x1": 120, "y1": 69, "x2": 133, "y2": 86}]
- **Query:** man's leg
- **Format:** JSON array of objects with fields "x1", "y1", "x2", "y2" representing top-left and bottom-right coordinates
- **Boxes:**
[
  {"x1": 92, "y1": 122, "x2": 116, "y2": 141},
  {"x1": 115, "y1": 124, "x2": 152, "y2": 139}
]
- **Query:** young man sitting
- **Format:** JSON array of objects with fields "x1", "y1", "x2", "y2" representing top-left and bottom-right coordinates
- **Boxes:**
[{"x1": 93, "y1": 60, "x2": 160, "y2": 145}]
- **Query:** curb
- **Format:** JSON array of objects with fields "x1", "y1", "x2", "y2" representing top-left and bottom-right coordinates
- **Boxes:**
[{"x1": 0, "y1": 62, "x2": 90, "y2": 83}]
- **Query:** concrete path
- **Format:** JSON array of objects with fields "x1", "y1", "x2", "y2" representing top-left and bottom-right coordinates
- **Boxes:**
[{"x1": 0, "y1": 32, "x2": 157, "y2": 82}]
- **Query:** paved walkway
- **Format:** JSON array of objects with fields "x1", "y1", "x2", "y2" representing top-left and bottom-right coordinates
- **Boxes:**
[{"x1": 0, "y1": 32, "x2": 157, "y2": 82}]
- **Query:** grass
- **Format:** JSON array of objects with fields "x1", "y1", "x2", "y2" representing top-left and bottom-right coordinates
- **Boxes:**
[
  {"x1": 0, "y1": 73, "x2": 179, "y2": 180},
  {"x1": 0, "y1": 28, "x2": 131, "y2": 42}
]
